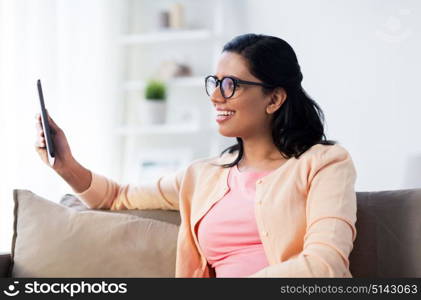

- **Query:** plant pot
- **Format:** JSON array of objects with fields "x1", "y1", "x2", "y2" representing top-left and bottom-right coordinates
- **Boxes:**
[{"x1": 139, "y1": 99, "x2": 166, "y2": 125}]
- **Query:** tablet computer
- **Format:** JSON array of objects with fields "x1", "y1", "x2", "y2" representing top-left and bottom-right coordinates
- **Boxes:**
[{"x1": 37, "y1": 79, "x2": 55, "y2": 166}]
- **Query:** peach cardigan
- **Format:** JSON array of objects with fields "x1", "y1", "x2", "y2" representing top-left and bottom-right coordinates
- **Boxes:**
[{"x1": 75, "y1": 143, "x2": 357, "y2": 277}]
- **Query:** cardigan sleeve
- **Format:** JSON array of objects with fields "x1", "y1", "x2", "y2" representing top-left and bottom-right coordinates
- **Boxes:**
[
  {"x1": 73, "y1": 167, "x2": 185, "y2": 211},
  {"x1": 249, "y1": 144, "x2": 357, "y2": 277}
]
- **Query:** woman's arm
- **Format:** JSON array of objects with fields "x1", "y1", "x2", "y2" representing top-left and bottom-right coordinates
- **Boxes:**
[
  {"x1": 73, "y1": 166, "x2": 185, "y2": 211},
  {"x1": 57, "y1": 158, "x2": 92, "y2": 193},
  {"x1": 249, "y1": 145, "x2": 357, "y2": 277},
  {"x1": 34, "y1": 111, "x2": 183, "y2": 211}
]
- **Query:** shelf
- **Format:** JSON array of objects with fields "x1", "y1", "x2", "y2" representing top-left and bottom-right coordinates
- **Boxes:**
[
  {"x1": 119, "y1": 29, "x2": 213, "y2": 45},
  {"x1": 114, "y1": 123, "x2": 202, "y2": 135},
  {"x1": 170, "y1": 76, "x2": 205, "y2": 87},
  {"x1": 123, "y1": 76, "x2": 204, "y2": 91},
  {"x1": 117, "y1": 0, "x2": 227, "y2": 182}
]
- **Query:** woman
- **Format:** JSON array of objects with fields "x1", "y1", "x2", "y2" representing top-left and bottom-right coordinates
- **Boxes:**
[{"x1": 35, "y1": 33, "x2": 357, "y2": 278}]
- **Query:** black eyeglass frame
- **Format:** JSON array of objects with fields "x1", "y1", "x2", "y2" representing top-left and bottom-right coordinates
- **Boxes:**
[{"x1": 205, "y1": 75, "x2": 276, "y2": 99}]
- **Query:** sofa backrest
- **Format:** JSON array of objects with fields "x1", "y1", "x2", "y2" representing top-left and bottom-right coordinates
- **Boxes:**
[
  {"x1": 350, "y1": 189, "x2": 421, "y2": 277},
  {"x1": 58, "y1": 189, "x2": 421, "y2": 277}
]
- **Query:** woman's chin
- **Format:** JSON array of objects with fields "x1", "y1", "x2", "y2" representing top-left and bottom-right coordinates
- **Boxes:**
[{"x1": 217, "y1": 127, "x2": 239, "y2": 138}]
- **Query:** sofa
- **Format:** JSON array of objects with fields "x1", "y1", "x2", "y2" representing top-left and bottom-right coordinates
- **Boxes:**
[{"x1": 1, "y1": 188, "x2": 420, "y2": 278}]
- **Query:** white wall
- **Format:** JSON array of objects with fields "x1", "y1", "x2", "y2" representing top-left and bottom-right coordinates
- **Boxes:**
[
  {"x1": 55, "y1": 0, "x2": 123, "y2": 181},
  {"x1": 243, "y1": 0, "x2": 421, "y2": 191},
  {"x1": 0, "y1": 0, "x2": 123, "y2": 252}
]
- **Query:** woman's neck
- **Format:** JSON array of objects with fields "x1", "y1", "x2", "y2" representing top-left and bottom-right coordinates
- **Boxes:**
[{"x1": 239, "y1": 135, "x2": 286, "y2": 172}]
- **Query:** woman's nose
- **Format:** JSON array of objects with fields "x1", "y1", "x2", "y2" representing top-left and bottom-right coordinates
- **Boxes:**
[{"x1": 210, "y1": 87, "x2": 226, "y2": 103}]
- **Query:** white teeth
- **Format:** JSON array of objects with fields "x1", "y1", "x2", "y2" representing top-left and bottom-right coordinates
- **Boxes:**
[{"x1": 217, "y1": 110, "x2": 235, "y2": 116}]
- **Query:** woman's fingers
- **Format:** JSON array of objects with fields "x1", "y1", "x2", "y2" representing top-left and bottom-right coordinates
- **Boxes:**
[
  {"x1": 35, "y1": 112, "x2": 58, "y2": 136},
  {"x1": 35, "y1": 138, "x2": 45, "y2": 148},
  {"x1": 34, "y1": 113, "x2": 45, "y2": 148},
  {"x1": 36, "y1": 121, "x2": 42, "y2": 132},
  {"x1": 38, "y1": 135, "x2": 45, "y2": 145},
  {"x1": 35, "y1": 119, "x2": 45, "y2": 140}
]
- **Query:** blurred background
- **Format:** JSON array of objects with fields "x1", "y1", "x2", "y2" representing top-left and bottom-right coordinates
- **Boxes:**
[{"x1": 0, "y1": 0, "x2": 420, "y2": 252}]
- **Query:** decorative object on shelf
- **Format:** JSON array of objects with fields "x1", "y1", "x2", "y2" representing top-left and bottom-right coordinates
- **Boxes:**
[
  {"x1": 157, "y1": 3, "x2": 184, "y2": 31},
  {"x1": 169, "y1": 3, "x2": 184, "y2": 29},
  {"x1": 139, "y1": 79, "x2": 167, "y2": 125},
  {"x1": 156, "y1": 60, "x2": 192, "y2": 79},
  {"x1": 158, "y1": 10, "x2": 170, "y2": 29}
]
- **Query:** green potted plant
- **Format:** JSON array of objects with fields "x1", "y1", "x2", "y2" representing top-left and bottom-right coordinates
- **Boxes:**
[{"x1": 140, "y1": 79, "x2": 167, "y2": 125}]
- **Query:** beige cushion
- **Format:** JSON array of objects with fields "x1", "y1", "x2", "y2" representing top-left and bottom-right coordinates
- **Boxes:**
[
  {"x1": 59, "y1": 193, "x2": 181, "y2": 225},
  {"x1": 11, "y1": 189, "x2": 179, "y2": 277}
]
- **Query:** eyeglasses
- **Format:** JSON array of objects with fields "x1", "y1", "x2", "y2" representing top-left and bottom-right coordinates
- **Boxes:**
[{"x1": 205, "y1": 75, "x2": 275, "y2": 100}]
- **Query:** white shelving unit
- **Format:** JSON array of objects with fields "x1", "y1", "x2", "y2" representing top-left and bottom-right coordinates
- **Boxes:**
[
  {"x1": 119, "y1": 29, "x2": 213, "y2": 45},
  {"x1": 123, "y1": 76, "x2": 204, "y2": 91},
  {"x1": 117, "y1": 0, "x2": 233, "y2": 183},
  {"x1": 114, "y1": 123, "x2": 201, "y2": 135}
]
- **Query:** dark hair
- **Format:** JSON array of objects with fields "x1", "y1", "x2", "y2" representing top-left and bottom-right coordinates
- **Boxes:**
[{"x1": 219, "y1": 33, "x2": 336, "y2": 168}]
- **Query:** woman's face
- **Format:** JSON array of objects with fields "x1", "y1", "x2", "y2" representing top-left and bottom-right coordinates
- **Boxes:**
[{"x1": 210, "y1": 51, "x2": 279, "y2": 139}]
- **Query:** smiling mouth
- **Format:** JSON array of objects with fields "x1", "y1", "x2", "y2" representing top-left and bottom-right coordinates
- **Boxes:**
[{"x1": 216, "y1": 111, "x2": 236, "y2": 123}]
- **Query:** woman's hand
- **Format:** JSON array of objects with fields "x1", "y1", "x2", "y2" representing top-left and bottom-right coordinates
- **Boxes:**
[{"x1": 34, "y1": 111, "x2": 74, "y2": 172}]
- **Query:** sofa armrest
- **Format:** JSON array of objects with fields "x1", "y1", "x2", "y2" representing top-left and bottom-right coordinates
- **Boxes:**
[{"x1": 0, "y1": 253, "x2": 11, "y2": 277}]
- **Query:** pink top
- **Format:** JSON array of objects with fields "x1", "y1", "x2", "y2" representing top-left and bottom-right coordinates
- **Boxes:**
[{"x1": 197, "y1": 164, "x2": 274, "y2": 277}]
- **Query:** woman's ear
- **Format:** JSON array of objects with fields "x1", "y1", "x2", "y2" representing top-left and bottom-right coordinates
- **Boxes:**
[{"x1": 266, "y1": 88, "x2": 287, "y2": 114}]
